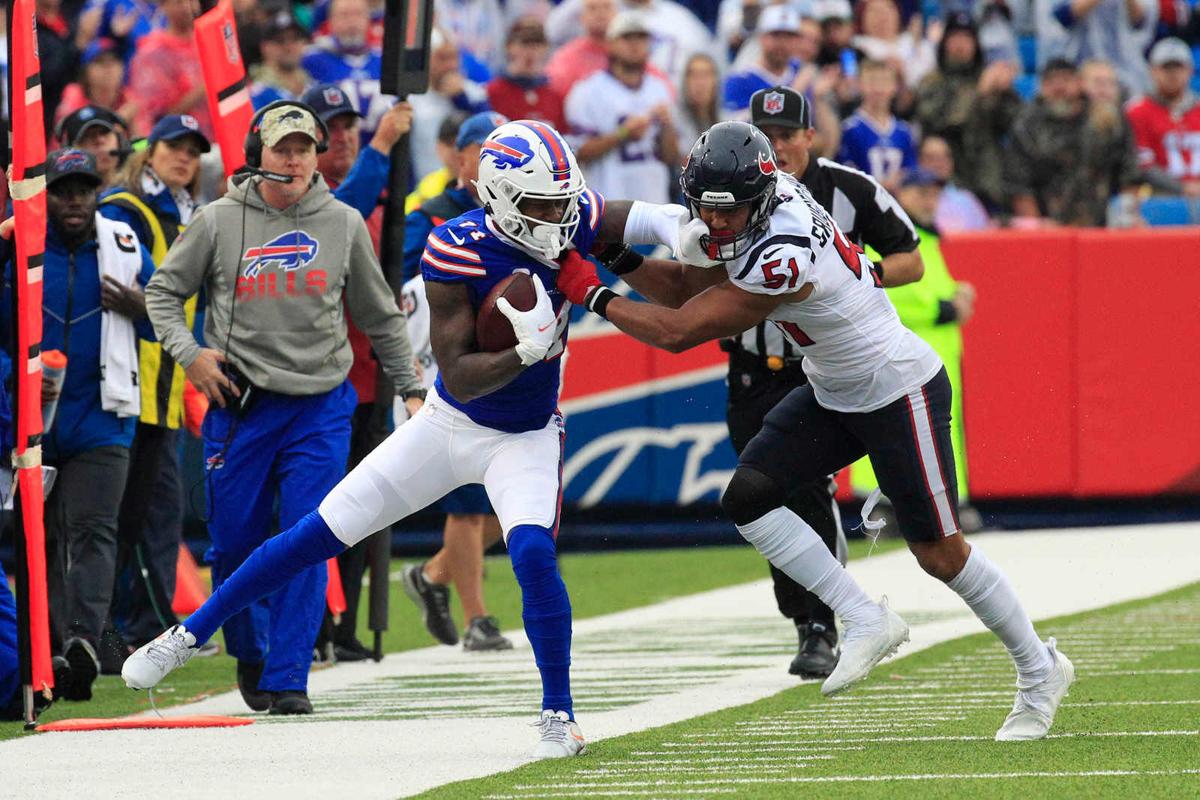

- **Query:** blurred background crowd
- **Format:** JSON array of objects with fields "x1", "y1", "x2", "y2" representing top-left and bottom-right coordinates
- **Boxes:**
[{"x1": 1, "y1": 0, "x2": 1198, "y2": 228}]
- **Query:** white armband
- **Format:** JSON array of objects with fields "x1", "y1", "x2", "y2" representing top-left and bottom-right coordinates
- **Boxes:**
[{"x1": 623, "y1": 201, "x2": 688, "y2": 250}]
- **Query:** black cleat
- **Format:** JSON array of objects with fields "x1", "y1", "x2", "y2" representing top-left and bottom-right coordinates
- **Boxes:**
[
  {"x1": 462, "y1": 616, "x2": 514, "y2": 652},
  {"x1": 401, "y1": 564, "x2": 459, "y2": 645},
  {"x1": 98, "y1": 626, "x2": 131, "y2": 676},
  {"x1": 789, "y1": 622, "x2": 839, "y2": 678},
  {"x1": 237, "y1": 660, "x2": 272, "y2": 711},
  {"x1": 333, "y1": 638, "x2": 373, "y2": 662},
  {"x1": 269, "y1": 690, "x2": 313, "y2": 715},
  {"x1": 62, "y1": 638, "x2": 100, "y2": 701}
]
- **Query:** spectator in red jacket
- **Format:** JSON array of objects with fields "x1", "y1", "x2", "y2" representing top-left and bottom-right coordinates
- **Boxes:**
[
  {"x1": 486, "y1": 18, "x2": 565, "y2": 131},
  {"x1": 1126, "y1": 38, "x2": 1200, "y2": 197},
  {"x1": 128, "y1": 0, "x2": 211, "y2": 138}
]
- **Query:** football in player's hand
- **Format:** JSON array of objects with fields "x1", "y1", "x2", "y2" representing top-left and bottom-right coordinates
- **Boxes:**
[{"x1": 476, "y1": 271, "x2": 537, "y2": 352}]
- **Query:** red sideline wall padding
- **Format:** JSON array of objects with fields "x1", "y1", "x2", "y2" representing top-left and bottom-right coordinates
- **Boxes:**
[{"x1": 942, "y1": 229, "x2": 1200, "y2": 499}]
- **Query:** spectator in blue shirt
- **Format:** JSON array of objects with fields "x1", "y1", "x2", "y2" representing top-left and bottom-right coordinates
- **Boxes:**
[
  {"x1": 838, "y1": 60, "x2": 918, "y2": 192},
  {"x1": 724, "y1": 4, "x2": 806, "y2": 115}
]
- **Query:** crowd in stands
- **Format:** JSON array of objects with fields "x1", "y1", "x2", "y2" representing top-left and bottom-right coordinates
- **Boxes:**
[
  {"x1": 1, "y1": 0, "x2": 1200, "y2": 715},
  {"x1": 0, "y1": 0, "x2": 1193, "y2": 228}
]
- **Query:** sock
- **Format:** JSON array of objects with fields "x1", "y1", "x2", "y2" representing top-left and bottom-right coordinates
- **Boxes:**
[
  {"x1": 947, "y1": 545, "x2": 1053, "y2": 689},
  {"x1": 738, "y1": 507, "x2": 879, "y2": 628},
  {"x1": 185, "y1": 511, "x2": 346, "y2": 645},
  {"x1": 508, "y1": 525, "x2": 573, "y2": 719}
]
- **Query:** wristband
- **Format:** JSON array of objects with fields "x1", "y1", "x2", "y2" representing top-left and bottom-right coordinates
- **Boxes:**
[
  {"x1": 400, "y1": 389, "x2": 427, "y2": 401},
  {"x1": 616, "y1": 125, "x2": 630, "y2": 141},
  {"x1": 596, "y1": 243, "x2": 644, "y2": 276},
  {"x1": 585, "y1": 286, "x2": 618, "y2": 319}
]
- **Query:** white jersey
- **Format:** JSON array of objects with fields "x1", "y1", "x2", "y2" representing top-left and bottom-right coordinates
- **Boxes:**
[
  {"x1": 726, "y1": 174, "x2": 942, "y2": 413},
  {"x1": 401, "y1": 275, "x2": 438, "y2": 390},
  {"x1": 564, "y1": 70, "x2": 675, "y2": 205}
]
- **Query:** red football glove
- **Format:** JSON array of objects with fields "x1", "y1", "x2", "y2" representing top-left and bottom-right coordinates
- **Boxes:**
[{"x1": 556, "y1": 249, "x2": 603, "y2": 306}]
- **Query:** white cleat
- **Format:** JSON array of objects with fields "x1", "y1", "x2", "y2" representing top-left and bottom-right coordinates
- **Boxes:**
[
  {"x1": 532, "y1": 710, "x2": 587, "y2": 759},
  {"x1": 821, "y1": 598, "x2": 909, "y2": 696},
  {"x1": 995, "y1": 638, "x2": 1075, "y2": 741},
  {"x1": 121, "y1": 625, "x2": 199, "y2": 690}
]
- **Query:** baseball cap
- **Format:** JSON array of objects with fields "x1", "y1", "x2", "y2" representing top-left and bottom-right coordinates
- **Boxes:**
[
  {"x1": 46, "y1": 148, "x2": 103, "y2": 189},
  {"x1": 263, "y1": 10, "x2": 308, "y2": 41},
  {"x1": 607, "y1": 11, "x2": 651, "y2": 40},
  {"x1": 1148, "y1": 37, "x2": 1194, "y2": 69},
  {"x1": 301, "y1": 84, "x2": 361, "y2": 124},
  {"x1": 455, "y1": 111, "x2": 509, "y2": 150},
  {"x1": 942, "y1": 10, "x2": 976, "y2": 36},
  {"x1": 148, "y1": 114, "x2": 212, "y2": 152},
  {"x1": 82, "y1": 37, "x2": 121, "y2": 65},
  {"x1": 257, "y1": 104, "x2": 322, "y2": 148},
  {"x1": 750, "y1": 86, "x2": 812, "y2": 129},
  {"x1": 900, "y1": 167, "x2": 945, "y2": 189},
  {"x1": 58, "y1": 105, "x2": 126, "y2": 146},
  {"x1": 758, "y1": 4, "x2": 802, "y2": 34},
  {"x1": 812, "y1": 0, "x2": 852, "y2": 21}
]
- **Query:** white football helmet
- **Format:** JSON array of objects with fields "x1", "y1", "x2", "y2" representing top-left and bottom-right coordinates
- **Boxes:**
[{"x1": 475, "y1": 120, "x2": 586, "y2": 261}]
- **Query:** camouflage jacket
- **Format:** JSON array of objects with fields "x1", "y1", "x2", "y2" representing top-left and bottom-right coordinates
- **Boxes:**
[{"x1": 1007, "y1": 98, "x2": 1141, "y2": 226}]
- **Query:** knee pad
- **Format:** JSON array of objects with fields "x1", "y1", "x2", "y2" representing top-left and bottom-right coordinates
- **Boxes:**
[{"x1": 722, "y1": 467, "x2": 786, "y2": 525}]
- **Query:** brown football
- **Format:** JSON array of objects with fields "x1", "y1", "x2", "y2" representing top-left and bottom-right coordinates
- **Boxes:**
[{"x1": 475, "y1": 271, "x2": 538, "y2": 352}]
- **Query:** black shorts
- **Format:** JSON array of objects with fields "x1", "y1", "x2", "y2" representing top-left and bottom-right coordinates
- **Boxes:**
[{"x1": 740, "y1": 367, "x2": 960, "y2": 542}]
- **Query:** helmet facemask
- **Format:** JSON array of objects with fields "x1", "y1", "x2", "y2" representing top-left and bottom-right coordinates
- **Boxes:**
[
  {"x1": 480, "y1": 174, "x2": 583, "y2": 261},
  {"x1": 683, "y1": 184, "x2": 777, "y2": 261}
]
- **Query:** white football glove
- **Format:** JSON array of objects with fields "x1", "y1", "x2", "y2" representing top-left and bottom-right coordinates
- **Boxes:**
[
  {"x1": 496, "y1": 272, "x2": 557, "y2": 366},
  {"x1": 675, "y1": 217, "x2": 724, "y2": 268}
]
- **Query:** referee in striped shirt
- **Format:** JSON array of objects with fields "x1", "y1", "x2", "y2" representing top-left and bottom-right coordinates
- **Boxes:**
[{"x1": 727, "y1": 86, "x2": 924, "y2": 678}]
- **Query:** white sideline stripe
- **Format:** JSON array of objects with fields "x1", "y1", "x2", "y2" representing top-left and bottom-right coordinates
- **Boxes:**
[
  {"x1": 672, "y1": 729, "x2": 1200, "y2": 746},
  {"x1": 491, "y1": 770, "x2": 1200, "y2": 795}
]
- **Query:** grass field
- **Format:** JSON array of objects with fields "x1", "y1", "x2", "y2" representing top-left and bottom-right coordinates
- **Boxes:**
[
  {"x1": 5, "y1": 540, "x2": 905, "y2": 739},
  {"x1": 419, "y1": 582, "x2": 1200, "y2": 799}
]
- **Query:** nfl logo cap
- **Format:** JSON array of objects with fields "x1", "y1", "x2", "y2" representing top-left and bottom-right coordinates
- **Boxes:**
[
  {"x1": 301, "y1": 83, "x2": 362, "y2": 124},
  {"x1": 148, "y1": 114, "x2": 212, "y2": 152},
  {"x1": 750, "y1": 86, "x2": 812, "y2": 130},
  {"x1": 46, "y1": 148, "x2": 103, "y2": 189}
]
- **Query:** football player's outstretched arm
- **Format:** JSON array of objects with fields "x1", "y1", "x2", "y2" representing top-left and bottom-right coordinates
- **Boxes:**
[
  {"x1": 426, "y1": 281, "x2": 529, "y2": 403},
  {"x1": 605, "y1": 280, "x2": 799, "y2": 353}
]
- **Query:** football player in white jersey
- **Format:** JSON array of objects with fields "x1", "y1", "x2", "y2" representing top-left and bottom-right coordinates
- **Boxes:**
[{"x1": 566, "y1": 121, "x2": 1074, "y2": 741}]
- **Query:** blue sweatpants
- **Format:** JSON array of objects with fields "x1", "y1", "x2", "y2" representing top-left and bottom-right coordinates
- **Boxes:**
[{"x1": 202, "y1": 381, "x2": 355, "y2": 692}]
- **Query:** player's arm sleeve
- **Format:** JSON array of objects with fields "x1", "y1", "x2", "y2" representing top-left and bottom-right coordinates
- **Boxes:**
[
  {"x1": 403, "y1": 210, "x2": 435, "y2": 283},
  {"x1": 332, "y1": 146, "x2": 389, "y2": 219},
  {"x1": 420, "y1": 225, "x2": 486, "y2": 284},
  {"x1": 728, "y1": 236, "x2": 815, "y2": 296},
  {"x1": 343, "y1": 213, "x2": 421, "y2": 394},
  {"x1": 847, "y1": 173, "x2": 920, "y2": 257},
  {"x1": 621, "y1": 200, "x2": 688, "y2": 248},
  {"x1": 145, "y1": 208, "x2": 213, "y2": 369}
]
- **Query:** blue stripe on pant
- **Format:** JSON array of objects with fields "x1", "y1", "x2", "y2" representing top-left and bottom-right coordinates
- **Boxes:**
[{"x1": 202, "y1": 381, "x2": 356, "y2": 692}]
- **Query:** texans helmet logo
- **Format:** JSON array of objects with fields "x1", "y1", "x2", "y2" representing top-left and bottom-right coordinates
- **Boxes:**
[
  {"x1": 757, "y1": 152, "x2": 777, "y2": 176},
  {"x1": 482, "y1": 135, "x2": 536, "y2": 170},
  {"x1": 242, "y1": 230, "x2": 320, "y2": 278}
]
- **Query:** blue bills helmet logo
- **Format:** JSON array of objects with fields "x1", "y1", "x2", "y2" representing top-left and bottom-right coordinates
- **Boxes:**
[
  {"x1": 242, "y1": 230, "x2": 320, "y2": 278},
  {"x1": 481, "y1": 135, "x2": 536, "y2": 170}
]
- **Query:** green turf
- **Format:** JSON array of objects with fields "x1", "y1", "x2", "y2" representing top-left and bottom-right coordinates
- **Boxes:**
[
  {"x1": 2, "y1": 539, "x2": 902, "y2": 739},
  {"x1": 418, "y1": 582, "x2": 1200, "y2": 800}
]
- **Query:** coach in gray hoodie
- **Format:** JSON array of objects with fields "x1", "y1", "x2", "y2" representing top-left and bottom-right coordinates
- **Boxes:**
[{"x1": 145, "y1": 102, "x2": 422, "y2": 715}]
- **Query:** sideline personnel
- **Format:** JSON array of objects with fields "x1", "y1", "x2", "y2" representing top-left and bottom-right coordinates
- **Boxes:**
[
  {"x1": 144, "y1": 101, "x2": 423, "y2": 715},
  {"x1": 731, "y1": 86, "x2": 922, "y2": 678}
]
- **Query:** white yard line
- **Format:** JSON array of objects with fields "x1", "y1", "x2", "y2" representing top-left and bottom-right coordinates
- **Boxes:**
[{"x1": 4, "y1": 523, "x2": 1200, "y2": 799}]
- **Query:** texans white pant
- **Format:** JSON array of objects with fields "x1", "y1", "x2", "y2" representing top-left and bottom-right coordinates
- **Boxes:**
[{"x1": 318, "y1": 388, "x2": 566, "y2": 545}]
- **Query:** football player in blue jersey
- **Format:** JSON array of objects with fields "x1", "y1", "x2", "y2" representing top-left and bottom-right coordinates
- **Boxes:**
[{"x1": 123, "y1": 118, "x2": 661, "y2": 758}]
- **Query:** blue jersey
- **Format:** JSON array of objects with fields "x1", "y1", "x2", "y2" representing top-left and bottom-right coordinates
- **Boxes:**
[
  {"x1": 420, "y1": 188, "x2": 605, "y2": 433},
  {"x1": 836, "y1": 111, "x2": 917, "y2": 185},
  {"x1": 723, "y1": 61, "x2": 802, "y2": 113}
]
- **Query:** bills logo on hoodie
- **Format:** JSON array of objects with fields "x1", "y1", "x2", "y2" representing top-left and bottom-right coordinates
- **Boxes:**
[{"x1": 242, "y1": 231, "x2": 319, "y2": 278}]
